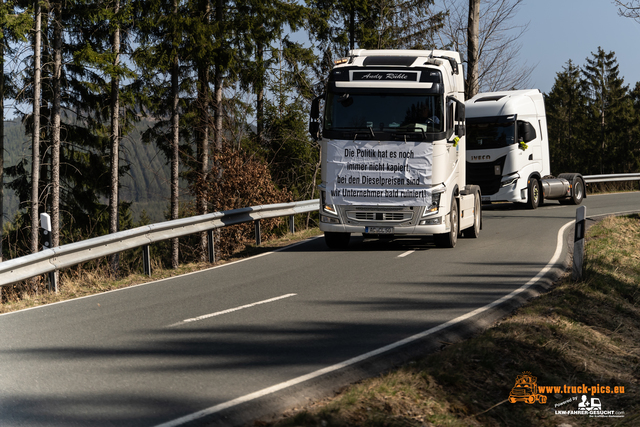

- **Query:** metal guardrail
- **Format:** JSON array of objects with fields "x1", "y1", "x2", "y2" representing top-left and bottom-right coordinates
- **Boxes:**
[
  {"x1": 583, "y1": 173, "x2": 640, "y2": 184},
  {"x1": 0, "y1": 199, "x2": 319, "y2": 288},
  {"x1": 1, "y1": 172, "x2": 638, "y2": 289}
]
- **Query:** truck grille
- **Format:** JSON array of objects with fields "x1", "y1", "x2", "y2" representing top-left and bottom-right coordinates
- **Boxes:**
[
  {"x1": 466, "y1": 155, "x2": 507, "y2": 196},
  {"x1": 346, "y1": 211, "x2": 413, "y2": 222}
]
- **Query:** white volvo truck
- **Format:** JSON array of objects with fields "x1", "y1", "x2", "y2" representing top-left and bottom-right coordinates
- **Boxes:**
[
  {"x1": 309, "y1": 49, "x2": 482, "y2": 249},
  {"x1": 465, "y1": 89, "x2": 585, "y2": 209}
]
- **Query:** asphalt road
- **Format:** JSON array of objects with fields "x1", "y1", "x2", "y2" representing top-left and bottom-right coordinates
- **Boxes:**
[{"x1": 1, "y1": 192, "x2": 639, "y2": 427}]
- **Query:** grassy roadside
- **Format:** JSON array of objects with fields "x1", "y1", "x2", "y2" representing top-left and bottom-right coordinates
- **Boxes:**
[
  {"x1": 0, "y1": 228, "x2": 323, "y2": 314},
  {"x1": 261, "y1": 215, "x2": 640, "y2": 427}
]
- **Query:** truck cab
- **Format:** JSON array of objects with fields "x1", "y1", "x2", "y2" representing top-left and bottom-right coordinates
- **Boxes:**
[
  {"x1": 465, "y1": 89, "x2": 584, "y2": 208},
  {"x1": 310, "y1": 49, "x2": 482, "y2": 249}
]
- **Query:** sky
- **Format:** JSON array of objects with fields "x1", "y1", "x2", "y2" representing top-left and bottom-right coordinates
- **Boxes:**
[{"x1": 514, "y1": 0, "x2": 640, "y2": 94}]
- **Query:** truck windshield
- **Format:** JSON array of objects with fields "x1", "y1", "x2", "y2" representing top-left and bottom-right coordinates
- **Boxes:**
[
  {"x1": 323, "y1": 93, "x2": 443, "y2": 133},
  {"x1": 467, "y1": 118, "x2": 515, "y2": 150}
]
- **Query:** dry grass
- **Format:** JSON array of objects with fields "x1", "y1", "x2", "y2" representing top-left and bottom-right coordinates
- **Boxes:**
[
  {"x1": 0, "y1": 227, "x2": 322, "y2": 314},
  {"x1": 263, "y1": 215, "x2": 640, "y2": 427}
]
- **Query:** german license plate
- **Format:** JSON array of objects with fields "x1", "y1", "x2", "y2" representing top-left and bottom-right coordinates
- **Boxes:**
[{"x1": 366, "y1": 226, "x2": 393, "y2": 234}]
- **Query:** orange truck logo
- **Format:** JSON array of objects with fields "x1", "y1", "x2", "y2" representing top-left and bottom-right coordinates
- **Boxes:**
[{"x1": 509, "y1": 372, "x2": 548, "y2": 404}]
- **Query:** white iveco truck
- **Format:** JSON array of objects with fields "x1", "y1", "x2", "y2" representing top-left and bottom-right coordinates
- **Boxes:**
[
  {"x1": 309, "y1": 49, "x2": 482, "y2": 249},
  {"x1": 465, "y1": 89, "x2": 585, "y2": 209}
]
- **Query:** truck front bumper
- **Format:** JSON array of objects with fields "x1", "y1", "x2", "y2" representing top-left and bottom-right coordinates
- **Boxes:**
[
  {"x1": 482, "y1": 181, "x2": 528, "y2": 204},
  {"x1": 319, "y1": 203, "x2": 451, "y2": 236}
]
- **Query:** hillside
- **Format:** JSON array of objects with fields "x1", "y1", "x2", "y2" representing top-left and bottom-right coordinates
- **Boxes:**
[{"x1": 2, "y1": 120, "x2": 173, "y2": 224}]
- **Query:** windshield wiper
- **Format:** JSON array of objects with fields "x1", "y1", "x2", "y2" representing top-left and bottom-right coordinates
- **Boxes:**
[{"x1": 392, "y1": 130, "x2": 428, "y2": 141}]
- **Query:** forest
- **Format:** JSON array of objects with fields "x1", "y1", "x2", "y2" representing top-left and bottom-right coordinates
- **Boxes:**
[{"x1": 1, "y1": 0, "x2": 640, "y2": 299}]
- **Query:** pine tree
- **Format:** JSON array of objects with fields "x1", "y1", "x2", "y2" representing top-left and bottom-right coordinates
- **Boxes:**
[
  {"x1": 134, "y1": 0, "x2": 191, "y2": 268},
  {"x1": 308, "y1": 0, "x2": 443, "y2": 58},
  {"x1": 1, "y1": 0, "x2": 31, "y2": 262},
  {"x1": 68, "y1": 0, "x2": 139, "y2": 275},
  {"x1": 582, "y1": 47, "x2": 632, "y2": 174},
  {"x1": 545, "y1": 60, "x2": 589, "y2": 174}
]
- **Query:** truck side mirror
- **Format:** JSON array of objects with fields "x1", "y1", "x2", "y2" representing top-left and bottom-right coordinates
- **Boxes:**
[
  {"x1": 518, "y1": 121, "x2": 536, "y2": 143},
  {"x1": 455, "y1": 101, "x2": 465, "y2": 122},
  {"x1": 309, "y1": 94, "x2": 324, "y2": 141}
]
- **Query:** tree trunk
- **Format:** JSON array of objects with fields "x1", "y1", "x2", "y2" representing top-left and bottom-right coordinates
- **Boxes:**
[
  {"x1": 466, "y1": 0, "x2": 480, "y2": 98},
  {"x1": 211, "y1": 0, "x2": 223, "y2": 262},
  {"x1": 50, "y1": 0, "x2": 62, "y2": 290},
  {"x1": 109, "y1": 0, "x2": 121, "y2": 275},
  {"x1": 170, "y1": 0, "x2": 180, "y2": 269},
  {"x1": 197, "y1": 0, "x2": 210, "y2": 262},
  {"x1": 1, "y1": 2, "x2": 4, "y2": 263},
  {"x1": 349, "y1": 4, "x2": 355, "y2": 54},
  {"x1": 31, "y1": 0, "x2": 42, "y2": 259},
  {"x1": 214, "y1": 0, "x2": 223, "y2": 152},
  {"x1": 256, "y1": 41, "x2": 264, "y2": 144}
]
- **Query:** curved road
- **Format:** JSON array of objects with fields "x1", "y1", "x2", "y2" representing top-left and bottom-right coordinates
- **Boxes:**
[{"x1": 1, "y1": 192, "x2": 639, "y2": 426}]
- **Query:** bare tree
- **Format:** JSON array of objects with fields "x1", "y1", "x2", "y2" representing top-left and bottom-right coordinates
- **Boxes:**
[
  {"x1": 434, "y1": 0, "x2": 534, "y2": 93},
  {"x1": 467, "y1": 0, "x2": 480, "y2": 97},
  {"x1": 614, "y1": 0, "x2": 640, "y2": 23}
]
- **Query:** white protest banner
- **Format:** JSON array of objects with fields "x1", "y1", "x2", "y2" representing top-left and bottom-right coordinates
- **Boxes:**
[{"x1": 325, "y1": 139, "x2": 433, "y2": 206}]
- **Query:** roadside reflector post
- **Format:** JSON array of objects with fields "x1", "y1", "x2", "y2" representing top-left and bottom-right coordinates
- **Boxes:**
[
  {"x1": 289, "y1": 215, "x2": 295, "y2": 234},
  {"x1": 255, "y1": 220, "x2": 261, "y2": 246},
  {"x1": 143, "y1": 244, "x2": 151, "y2": 276},
  {"x1": 40, "y1": 213, "x2": 58, "y2": 292},
  {"x1": 572, "y1": 206, "x2": 586, "y2": 281}
]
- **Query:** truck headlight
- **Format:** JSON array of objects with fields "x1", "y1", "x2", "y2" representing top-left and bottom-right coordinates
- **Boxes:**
[
  {"x1": 321, "y1": 215, "x2": 341, "y2": 224},
  {"x1": 501, "y1": 173, "x2": 520, "y2": 187},
  {"x1": 321, "y1": 191, "x2": 338, "y2": 215},
  {"x1": 422, "y1": 192, "x2": 441, "y2": 216},
  {"x1": 420, "y1": 217, "x2": 442, "y2": 225}
]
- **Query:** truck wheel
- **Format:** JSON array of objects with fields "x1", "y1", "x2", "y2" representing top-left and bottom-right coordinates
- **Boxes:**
[
  {"x1": 462, "y1": 188, "x2": 481, "y2": 238},
  {"x1": 324, "y1": 232, "x2": 350, "y2": 249},
  {"x1": 558, "y1": 173, "x2": 585, "y2": 205},
  {"x1": 568, "y1": 176, "x2": 585, "y2": 205},
  {"x1": 434, "y1": 199, "x2": 458, "y2": 248},
  {"x1": 526, "y1": 178, "x2": 540, "y2": 209}
]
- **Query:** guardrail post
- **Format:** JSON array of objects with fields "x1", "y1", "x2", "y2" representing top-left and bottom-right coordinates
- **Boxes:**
[
  {"x1": 48, "y1": 271, "x2": 58, "y2": 293},
  {"x1": 143, "y1": 245, "x2": 151, "y2": 276},
  {"x1": 289, "y1": 215, "x2": 295, "y2": 234},
  {"x1": 207, "y1": 230, "x2": 215, "y2": 263},
  {"x1": 255, "y1": 220, "x2": 261, "y2": 245},
  {"x1": 572, "y1": 206, "x2": 586, "y2": 281}
]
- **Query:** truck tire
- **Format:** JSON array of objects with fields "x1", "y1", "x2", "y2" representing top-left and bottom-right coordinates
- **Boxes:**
[
  {"x1": 324, "y1": 232, "x2": 350, "y2": 249},
  {"x1": 526, "y1": 178, "x2": 540, "y2": 209},
  {"x1": 558, "y1": 173, "x2": 585, "y2": 205},
  {"x1": 462, "y1": 187, "x2": 481, "y2": 238},
  {"x1": 434, "y1": 198, "x2": 458, "y2": 248}
]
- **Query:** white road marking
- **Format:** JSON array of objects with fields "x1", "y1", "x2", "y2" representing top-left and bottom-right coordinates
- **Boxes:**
[
  {"x1": 0, "y1": 236, "x2": 320, "y2": 318},
  {"x1": 167, "y1": 293, "x2": 297, "y2": 327},
  {"x1": 154, "y1": 220, "x2": 575, "y2": 427},
  {"x1": 397, "y1": 250, "x2": 415, "y2": 258}
]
